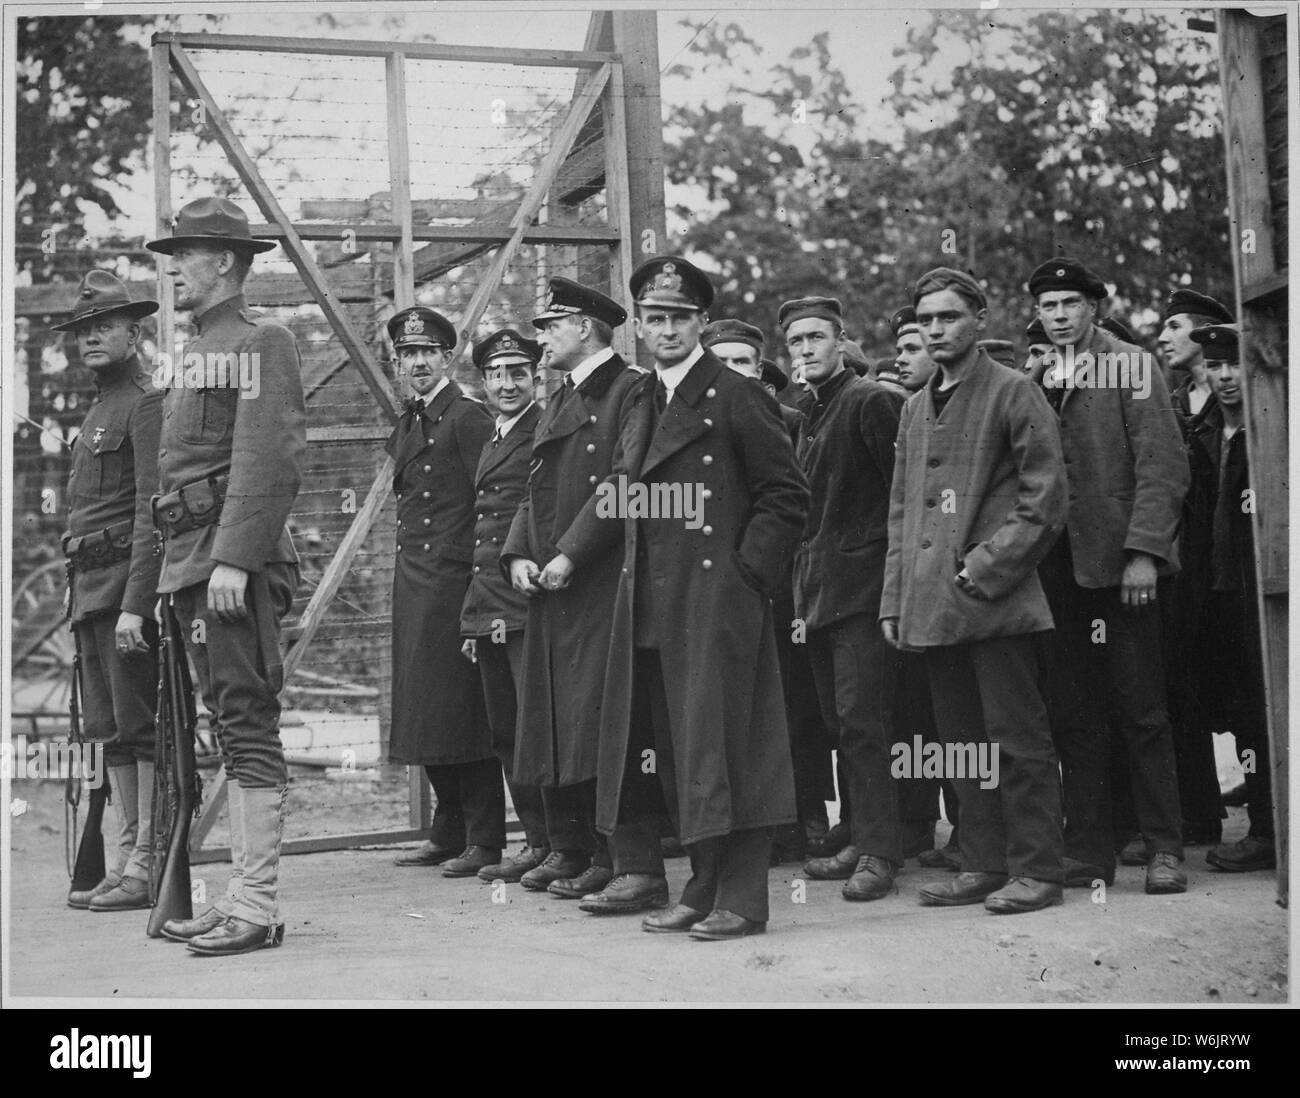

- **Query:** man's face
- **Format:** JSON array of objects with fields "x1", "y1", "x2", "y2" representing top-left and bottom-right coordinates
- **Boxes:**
[
  {"x1": 482, "y1": 360, "x2": 535, "y2": 417},
  {"x1": 537, "y1": 315, "x2": 586, "y2": 372},
  {"x1": 916, "y1": 289, "x2": 986, "y2": 365},
  {"x1": 74, "y1": 315, "x2": 138, "y2": 372},
  {"x1": 1023, "y1": 341, "x2": 1053, "y2": 376},
  {"x1": 785, "y1": 318, "x2": 843, "y2": 386},
  {"x1": 166, "y1": 245, "x2": 231, "y2": 314},
  {"x1": 894, "y1": 331, "x2": 936, "y2": 391},
  {"x1": 1036, "y1": 290, "x2": 1096, "y2": 347},
  {"x1": 397, "y1": 344, "x2": 451, "y2": 398},
  {"x1": 710, "y1": 341, "x2": 761, "y2": 380},
  {"x1": 1207, "y1": 359, "x2": 1243, "y2": 408},
  {"x1": 1157, "y1": 313, "x2": 1204, "y2": 373},
  {"x1": 635, "y1": 306, "x2": 705, "y2": 367}
]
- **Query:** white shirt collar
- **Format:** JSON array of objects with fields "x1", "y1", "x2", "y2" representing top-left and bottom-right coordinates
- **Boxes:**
[
  {"x1": 656, "y1": 343, "x2": 705, "y2": 401},
  {"x1": 495, "y1": 401, "x2": 534, "y2": 439},
  {"x1": 567, "y1": 346, "x2": 615, "y2": 389}
]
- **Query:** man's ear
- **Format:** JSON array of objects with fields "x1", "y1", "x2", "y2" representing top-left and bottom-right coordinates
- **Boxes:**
[{"x1": 975, "y1": 308, "x2": 989, "y2": 334}]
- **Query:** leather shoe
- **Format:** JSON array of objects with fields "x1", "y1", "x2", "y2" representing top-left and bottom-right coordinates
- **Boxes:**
[
  {"x1": 161, "y1": 907, "x2": 227, "y2": 942},
  {"x1": 578, "y1": 872, "x2": 669, "y2": 914},
  {"x1": 917, "y1": 844, "x2": 961, "y2": 871},
  {"x1": 89, "y1": 875, "x2": 151, "y2": 912},
  {"x1": 985, "y1": 876, "x2": 1064, "y2": 914},
  {"x1": 1206, "y1": 835, "x2": 1276, "y2": 873},
  {"x1": 186, "y1": 916, "x2": 285, "y2": 956},
  {"x1": 803, "y1": 844, "x2": 859, "y2": 880},
  {"x1": 1062, "y1": 856, "x2": 1113, "y2": 887},
  {"x1": 1145, "y1": 851, "x2": 1188, "y2": 894},
  {"x1": 477, "y1": 845, "x2": 549, "y2": 883},
  {"x1": 842, "y1": 854, "x2": 899, "y2": 902},
  {"x1": 688, "y1": 909, "x2": 765, "y2": 940},
  {"x1": 548, "y1": 864, "x2": 614, "y2": 899},
  {"x1": 521, "y1": 850, "x2": 590, "y2": 891},
  {"x1": 642, "y1": 903, "x2": 707, "y2": 933},
  {"x1": 441, "y1": 845, "x2": 501, "y2": 878},
  {"x1": 1117, "y1": 835, "x2": 1147, "y2": 867},
  {"x1": 918, "y1": 871, "x2": 1007, "y2": 907},
  {"x1": 394, "y1": 841, "x2": 460, "y2": 867},
  {"x1": 805, "y1": 821, "x2": 850, "y2": 858},
  {"x1": 68, "y1": 874, "x2": 121, "y2": 910}
]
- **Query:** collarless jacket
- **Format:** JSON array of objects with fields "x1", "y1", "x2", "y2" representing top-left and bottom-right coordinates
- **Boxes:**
[
  {"x1": 793, "y1": 369, "x2": 903, "y2": 630},
  {"x1": 460, "y1": 402, "x2": 540, "y2": 637},
  {"x1": 156, "y1": 294, "x2": 306, "y2": 593},
  {"x1": 559, "y1": 351, "x2": 810, "y2": 845},
  {"x1": 1053, "y1": 326, "x2": 1190, "y2": 586},
  {"x1": 501, "y1": 354, "x2": 641, "y2": 786},
  {"x1": 882, "y1": 353, "x2": 1068, "y2": 649},
  {"x1": 386, "y1": 383, "x2": 494, "y2": 765},
  {"x1": 65, "y1": 357, "x2": 163, "y2": 622}
]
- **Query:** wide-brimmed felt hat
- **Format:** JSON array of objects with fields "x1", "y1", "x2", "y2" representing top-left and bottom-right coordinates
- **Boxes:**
[
  {"x1": 146, "y1": 197, "x2": 277, "y2": 256},
  {"x1": 51, "y1": 270, "x2": 158, "y2": 332}
]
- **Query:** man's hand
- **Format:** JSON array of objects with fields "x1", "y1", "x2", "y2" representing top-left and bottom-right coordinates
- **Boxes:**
[
  {"x1": 461, "y1": 638, "x2": 477, "y2": 663},
  {"x1": 955, "y1": 568, "x2": 988, "y2": 600},
  {"x1": 207, "y1": 563, "x2": 250, "y2": 622},
  {"x1": 115, "y1": 612, "x2": 148, "y2": 656},
  {"x1": 538, "y1": 553, "x2": 575, "y2": 592},
  {"x1": 1120, "y1": 552, "x2": 1158, "y2": 610},
  {"x1": 881, "y1": 617, "x2": 901, "y2": 649},
  {"x1": 509, "y1": 558, "x2": 543, "y2": 596}
]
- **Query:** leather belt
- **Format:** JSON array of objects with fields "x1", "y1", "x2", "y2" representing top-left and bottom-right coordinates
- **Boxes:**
[
  {"x1": 62, "y1": 519, "x2": 134, "y2": 571},
  {"x1": 152, "y1": 475, "x2": 229, "y2": 539}
]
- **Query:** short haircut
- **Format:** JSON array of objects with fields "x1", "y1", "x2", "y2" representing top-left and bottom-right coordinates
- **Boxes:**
[
  {"x1": 583, "y1": 314, "x2": 614, "y2": 347},
  {"x1": 913, "y1": 267, "x2": 988, "y2": 313}
]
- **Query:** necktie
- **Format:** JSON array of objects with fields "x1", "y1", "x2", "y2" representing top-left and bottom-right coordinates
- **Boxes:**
[
  {"x1": 491, "y1": 428, "x2": 503, "y2": 447},
  {"x1": 654, "y1": 377, "x2": 668, "y2": 416}
]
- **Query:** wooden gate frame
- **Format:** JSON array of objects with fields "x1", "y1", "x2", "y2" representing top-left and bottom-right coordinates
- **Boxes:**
[{"x1": 150, "y1": 12, "x2": 666, "y2": 861}]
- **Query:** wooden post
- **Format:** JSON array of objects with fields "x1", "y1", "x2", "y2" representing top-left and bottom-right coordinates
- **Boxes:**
[
  {"x1": 386, "y1": 52, "x2": 415, "y2": 311},
  {"x1": 611, "y1": 12, "x2": 667, "y2": 369},
  {"x1": 151, "y1": 42, "x2": 174, "y2": 365},
  {"x1": 1216, "y1": 9, "x2": 1288, "y2": 903}
]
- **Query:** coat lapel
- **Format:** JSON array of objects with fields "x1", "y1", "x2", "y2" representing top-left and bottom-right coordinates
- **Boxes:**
[
  {"x1": 475, "y1": 403, "x2": 539, "y2": 484},
  {"x1": 385, "y1": 381, "x2": 461, "y2": 475},
  {"x1": 638, "y1": 352, "x2": 723, "y2": 479},
  {"x1": 535, "y1": 354, "x2": 627, "y2": 448}
]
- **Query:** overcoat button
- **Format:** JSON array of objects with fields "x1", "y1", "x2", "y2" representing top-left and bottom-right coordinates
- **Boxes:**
[
  {"x1": 706, "y1": 388, "x2": 716, "y2": 398},
  {"x1": 473, "y1": 565, "x2": 480, "y2": 573},
  {"x1": 703, "y1": 489, "x2": 713, "y2": 500},
  {"x1": 397, "y1": 545, "x2": 403, "y2": 552},
  {"x1": 921, "y1": 540, "x2": 932, "y2": 549},
  {"x1": 424, "y1": 518, "x2": 431, "y2": 526},
  {"x1": 422, "y1": 491, "x2": 431, "y2": 499},
  {"x1": 475, "y1": 539, "x2": 481, "y2": 546},
  {"x1": 702, "y1": 526, "x2": 713, "y2": 536},
  {"x1": 424, "y1": 543, "x2": 431, "y2": 551},
  {"x1": 586, "y1": 443, "x2": 596, "y2": 453},
  {"x1": 701, "y1": 559, "x2": 713, "y2": 570},
  {"x1": 928, "y1": 458, "x2": 940, "y2": 468},
  {"x1": 703, "y1": 418, "x2": 713, "y2": 427},
  {"x1": 589, "y1": 475, "x2": 598, "y2": 485},
  {"x1": 590, "y1": 415, "x2": 598, "y2": 423},
  {"x1": 423, "y1": 465, "x2": 432, "y2": 473},
  {"x1": 702, "y1": 455, "x2": 713, "y2": 465}
]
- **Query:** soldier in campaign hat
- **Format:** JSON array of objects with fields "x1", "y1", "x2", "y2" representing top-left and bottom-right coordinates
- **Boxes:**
[
  {"x1": 57, "y1": 270, "x2": 163, "y2": 914},
  {"x1": 502, "y1": 276, "x2": 641, "y2": 899},
  {"x1": 146, "y1": 198, "x2": 306, "y2": 954},
  {"x1": 384, "y1": 305, "x2": 502, "y2": 879}
]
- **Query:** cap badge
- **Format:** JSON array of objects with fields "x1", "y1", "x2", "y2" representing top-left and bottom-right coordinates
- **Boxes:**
[
  {"x1": 1055, "y1": 268, "x2": 1066, "y2": 277},
  {"x1": 404, "y1": 313, "x2": 424, "y2": 336},
  {"x1": 652, "y1": 268, "x2": 682, "y2": 293},
  {"x1": 500, "y1": 334, "x2": 515, "y2": 350}
]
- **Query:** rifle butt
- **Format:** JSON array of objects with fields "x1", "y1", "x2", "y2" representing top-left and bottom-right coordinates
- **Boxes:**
[
  {"x1": 145, "y1": 818, "x2": 193, "y2": 938},
  {"x1": 69, "y1": 782, "x2": 110, "y2": 891}
]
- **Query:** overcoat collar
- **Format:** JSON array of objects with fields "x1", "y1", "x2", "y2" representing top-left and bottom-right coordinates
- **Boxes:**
[
  {"x1": 634, "y1": 349, "x2": 725, "y2": 478},
  {"x1": 476, "y1": 401, "x2": 539, "y2": 483},
  {"x1": 534, "y1": 353, "x2": 627, "y2": 446}
]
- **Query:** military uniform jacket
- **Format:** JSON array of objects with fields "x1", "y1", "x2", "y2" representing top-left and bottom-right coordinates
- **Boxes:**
[
  {"x1": 793, "y1": 369, "x2": 903, "y2": 631},
  {"x1": 1053, "y1": 325, "x2": 1190, "y2": 587},
  {"x1": 65, "y1": 356, "x2": 163, "y2": 623},
  {"x1": 386, "y1": 382, "x2": 494, "y2": 765},
  {"x1": 460, "y1": 402, "x2": 540, "y2": 637},
  {"x1": 501, "y1": 353, "x2": 640, "y2": 786},
  {"x1": 882, "y1": 353, "x2": 1068, "y2": 649},
  {"x1": 560, "y1": 352, "x2": 810, "y2": 845},
  {"x1": 156, "y1": 294, "x2": 305, "y2": 593}
]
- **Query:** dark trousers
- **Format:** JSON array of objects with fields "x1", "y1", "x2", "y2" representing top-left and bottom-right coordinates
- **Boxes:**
[
  {"x1": 541, "y1": 782, "x2": 611, "y2": 866},
  {"x1": 1042, "y1": 554, "x2": 1184, "y2": 867},
  {"x1": 1208, "y1": 591, "x2": 1273, "y2": 840},
  {"x1": 894, "y1": 650, "x2": 959, "y2": 838},
  {"x1": 476, "y1": 630, "x2": 547, "y2": 848},
  {"x1": 775, "y1": 600, "x2": 834, "y2": 830},
  {"x1": 75, "y1": 610, "x2": 157, "y2": 766},
  {"x1": 924, "y1": 635, "x2": 1064, "y2": 883},
  {"x1": 424, "y1": 758, "x2": 506, "y2": 849},
  {"x1": 171, "y1": 562, "x2": 296, "y2": 788},
  {"x1": 807, "y1": 613, "x2": 901, "y2": 862}
]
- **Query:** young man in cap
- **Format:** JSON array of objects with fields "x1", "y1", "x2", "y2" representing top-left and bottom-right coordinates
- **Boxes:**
[
  {"x1": 883, "y1": 267, "x2": 1068, "y2": 914},
  {"x1": 501, "y1": 276, "x2": 640, "y2": 898},
  {"x1": 891, "y1": 306, "x2": 937, "y2": 393},
  {"x1": 1158, "y1": 289, "x2": 1235, "y2": 421},
  {"x1": 704, "y1": 318, "x2": 833, "y2": 862},
  {"x1": 1027, "y1": 256, "x2": 1191, "y2": 895},
  {"x1": 146, "y1": 197, "x2": 305, "y2": 954},
  {"x1": 57, "y1": 270, "x2": 162, "y2": 913},
  {"x1": 461, "y1": 330, "x2": 548, "y2": 883},
  {"x1": 1187, "y1": 326, "x2": 1275, "y2": 873},
  {"x1": 385, "y1": 305, "x2": 502, "y2": 879},
  {"x1": 552, "y1": 256, "x2": 809, "y2": 938},
  {"x1": 781, "y1": 296, "x2": 907, "y2": 902},
  {"x1": 1022, "y1": 317, "x2": 1053, "y2": 380}
]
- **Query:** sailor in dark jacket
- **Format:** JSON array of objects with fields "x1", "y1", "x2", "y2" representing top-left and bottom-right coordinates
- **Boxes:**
[
  {"x1": 385, "y1": 306, "x2": 501, "y2": 879},
  {"x1": 57, "y1": 270, "x2": 162, "y2": 913},
  {"x1": 460, "y1": 329, "x2": 548, "y2": 884}
]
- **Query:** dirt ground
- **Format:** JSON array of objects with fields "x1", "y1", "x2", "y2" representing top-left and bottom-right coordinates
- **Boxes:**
[{"x1": 3, "y1": 772, "x2": 1288, "y2": 1005}]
